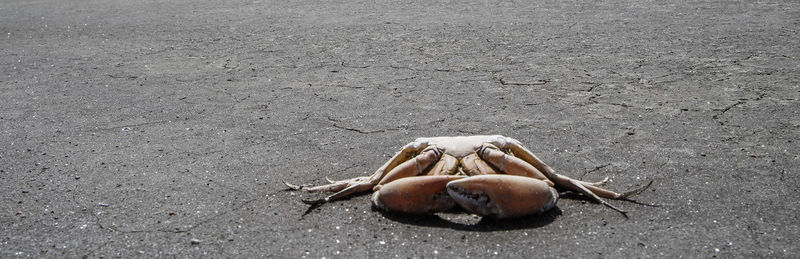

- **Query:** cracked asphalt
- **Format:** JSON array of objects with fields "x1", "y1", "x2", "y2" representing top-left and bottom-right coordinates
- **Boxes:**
[{"x1": 1, "y1": 0, "x2": 798, "y2": 257}]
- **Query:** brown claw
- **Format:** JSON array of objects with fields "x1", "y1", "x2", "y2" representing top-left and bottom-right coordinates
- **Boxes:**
[
  {"x1": 371, "y1": 175, "x2": 464, "y2": 214},
  {"x1": 446, "y1": 175, "x2": 558, "y2": 219}
]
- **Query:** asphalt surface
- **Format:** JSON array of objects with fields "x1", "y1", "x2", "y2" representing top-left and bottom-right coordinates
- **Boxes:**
[{"x1": 2, "y1": 0, "x2": 799, "y2": 257}]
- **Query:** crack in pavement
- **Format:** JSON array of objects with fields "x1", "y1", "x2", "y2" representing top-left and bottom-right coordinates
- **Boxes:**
[
  {"x1": 573, "y1": 94, "x2": 633, "y2": 109},
  {"x1": 331, "y1": 123, "x2": 401, "y2": 134},
  {"x1": 456, "y1": 129, "x2": 478, "y2": 135},
  {"x1": 499, "y1": 78, "x2": 549, "y2": 86},
  {"x1": 80, "y1": 239, "x2": 110, "y2": 259},
  {"x1": 87, "y1": 198, "x2": 258, "y2": 234},
  {"x1": 92, "y1": 120, "x2": 172, "y2": 132},
  {"x1": 180, "y1": 168, "x2": 251, "y2": 196},
  {"x1": 709, "y1": 92, "x2": 768, "y2": 124},
  {"x1": 579, "y1": 82, "x2": 603, "y2": 92},
  {"x1": 326, "y1": 116, "x2": 404, "y2": 134},
  {"x1": 107, "y1": 74, "x2": 139, "y2": 80},
  {"x1": 712, "y1": 101, "x2": 745, "y2": 120},
  {"x1": 580, "y1": 163, "x2": 612, "y2": 180},
  {"x1": 70, "y1": 179, "x2": 262, "y2": 237}
]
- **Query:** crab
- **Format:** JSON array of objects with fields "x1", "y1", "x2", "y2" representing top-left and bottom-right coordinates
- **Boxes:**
[{"x1": 285, "y1": 135, "x2": 652, "y2": 218}]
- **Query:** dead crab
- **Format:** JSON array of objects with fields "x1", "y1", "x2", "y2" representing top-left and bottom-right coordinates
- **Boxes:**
[{"x1": 286, "y1": 135, "x2": 651, "y2": 218}]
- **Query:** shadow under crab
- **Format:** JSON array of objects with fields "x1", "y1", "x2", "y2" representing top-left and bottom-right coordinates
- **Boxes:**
[{"x1": 374, "y1": 206, "x2": 564, "y2": 231}]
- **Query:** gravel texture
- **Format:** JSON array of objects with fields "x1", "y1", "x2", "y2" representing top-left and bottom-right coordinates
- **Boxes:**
[{"x1": 1, "y1": 0, "x2": 798, "y2": 257}]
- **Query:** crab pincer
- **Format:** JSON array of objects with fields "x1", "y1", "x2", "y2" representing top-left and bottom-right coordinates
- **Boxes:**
[
  {"x1": 446, "y1": 175, "x2": 558, "y2": 219},
  {"x1": 371, "y1": 175, "x2": 466, "y2": 214}
]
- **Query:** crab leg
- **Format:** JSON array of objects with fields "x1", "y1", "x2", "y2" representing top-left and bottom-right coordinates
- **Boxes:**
[
  {"x1": 487, "y1": 136, "x2": 558, "y2": 179},
  {"x1": 476, "y1": 144, "x2": 552, "y2": 184},
  {"x1": 427, "y1": 153, "x2": 459, "y2": 176},
  {"x1": 284, "y1": 140, "x2": 431, "y2": 204},
  {"x1": 460, "y1": 153, "x2": 499, "y2": 176},
  {"x1": 477, "y1": 142, "x2": 630, "y2": 215},
  {"x1": 583, "y1": 179, "x2": 653, "y2": 199},
  {"x1": 488, "y1": 136, "x2": 651, "y2": 215},
  {"x1": 376, "y1": 146, "x2": 442, "y2": 186},
  {"x1": 502, "y1": 138, "x2": 650, "y2": 200},
  {"x1": 282, "y1": 177, "x2": 363, "y2": 193}
]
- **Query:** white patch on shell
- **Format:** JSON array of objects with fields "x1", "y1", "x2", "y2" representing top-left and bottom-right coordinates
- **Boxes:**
[
  {"x1": 542, "y1": 187, "x2": 559, "y2": 213},
  {"x1": 370, "y1": 191, "x2": 387, "y2": 211}
]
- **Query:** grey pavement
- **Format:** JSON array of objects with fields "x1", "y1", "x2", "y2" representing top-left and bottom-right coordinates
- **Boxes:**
[{"x1": 1, "y1": 0, "x2": 798, "y2": 257}]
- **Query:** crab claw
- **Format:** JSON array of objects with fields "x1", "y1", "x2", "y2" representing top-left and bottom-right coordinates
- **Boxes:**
[
  {"x1": 446, "y1": 175, "x2": 558, "y2": 219},
  {"x1": 371, "y1": 175, "x2": 465, "y2": 214}
]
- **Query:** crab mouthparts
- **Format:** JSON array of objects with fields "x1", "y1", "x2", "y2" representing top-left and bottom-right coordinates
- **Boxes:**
[{"x1": 445, "y1": 184, "x2": 499, "y2": 217}]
